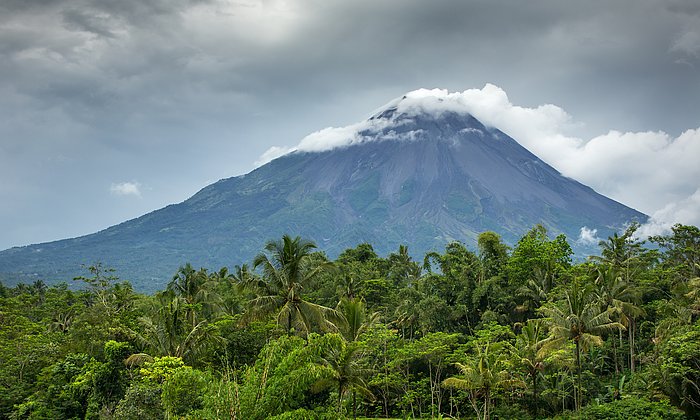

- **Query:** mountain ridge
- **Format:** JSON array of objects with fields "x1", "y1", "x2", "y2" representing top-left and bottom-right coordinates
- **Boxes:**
[{"x1": 0, "y1": 97, "x2": 647, "y2": 291}]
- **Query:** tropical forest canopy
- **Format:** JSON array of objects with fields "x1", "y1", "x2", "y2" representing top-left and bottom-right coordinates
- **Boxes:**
[{"x1": 1, "y1": 223, "x2": 699, "y2": 419}]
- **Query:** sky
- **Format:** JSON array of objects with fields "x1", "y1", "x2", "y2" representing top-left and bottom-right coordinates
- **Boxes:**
[{"x1": 1, "y1": 0, "x2": 699, "y2": 250}]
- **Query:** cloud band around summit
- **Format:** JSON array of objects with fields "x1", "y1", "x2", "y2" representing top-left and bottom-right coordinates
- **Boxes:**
[{"x1": 258, "y1": 84, "x2": 700, "y2": 235}]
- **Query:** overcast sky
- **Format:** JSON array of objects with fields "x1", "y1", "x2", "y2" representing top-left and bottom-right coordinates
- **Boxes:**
[{"x1": 1, "y1": 0, "x2": 699, "y2": 250}]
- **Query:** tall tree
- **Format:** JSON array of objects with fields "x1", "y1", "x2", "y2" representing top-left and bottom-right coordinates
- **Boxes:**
[
  {"x1": 334, "y1": 298, "x2": 380, "y2": 343},
  {"x1": 314, "y1": 334, "x2": 374, "y2": 419},
  {"x1": 443, "y1": 341, "x2": 520, "y2": 420},
  {"x1": 386, "y1": 244, "x2": 421, "y2": 288},
  {"x1": 246, "y1": 235, "x2": 335, "y2": 335},
  {"x1": 136, "y1": 290, "x2": 221, "y2": 362},
  {"x1": 478, "y1": 231, "x2": 509, "y2": 283},
  {"x1": 515, "y1": 319, "x2": 548, "y2": 411},
  {"x1": 540, "y1": 278, "x2": 623, "y2": 411},
  {"x1": 651, "y1": 224, "x2": 700, "y2": 281},
  {"x1": 594, "y1": 266, "x2": 644, "y2": 373},
  {"x1": 168, "y1": 263, "x2": 219, "y2": 327},
  {"x1": 507, "y1": 225, "x2": 572, "y2": 290}
]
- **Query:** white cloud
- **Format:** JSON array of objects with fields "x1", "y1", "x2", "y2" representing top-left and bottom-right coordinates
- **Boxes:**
[
  {"x1": 636, "y1": 188, "x2": 700, "y2": 238},
  {"x1": 110, "y1": 181, "x2": 141, "y2": 197},
  {"x1": 578, "y1": 226, "x2": 599, "y2": 245},
  {"x1": 297, "y1": 122, "x2": 371, "y2": 152},
  {"x1": 255, "y1": 146, "x2": 294, "y2": 167},
  {"x1": 256, "y1": 84, "x2": 700, "y2": 232}
]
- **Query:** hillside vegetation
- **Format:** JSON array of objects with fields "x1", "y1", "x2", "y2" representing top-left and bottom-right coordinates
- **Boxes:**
[{"x1": 1, "y1": 223, "x2": 698, "y2": 419}]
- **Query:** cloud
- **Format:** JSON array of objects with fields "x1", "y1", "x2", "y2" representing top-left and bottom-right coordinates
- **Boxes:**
[
  {"x1": 258, "y1": 84, "x2": 700, "y2": 233},
  {"x1": 295, "y1": 119, "x2": 397, "y2": 153},
  {"x1": 110, "y1": 181, "x2": 141, "y2": 197},
  {"x1": 578, "y1": 227, "x2": 599, "y2": 245},
  {"x1": 255, "y1": 146, "x2": 294, "y2": 167},
  {"x1": 636, "y1": 188, "x2": 700, "y2": 238},
  {"x1": 274, "y1": 84, "x2": 580, "y2": 162}
]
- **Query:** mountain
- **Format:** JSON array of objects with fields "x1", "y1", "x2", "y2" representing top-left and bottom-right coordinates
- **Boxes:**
[{"x1": 0, "y1": 93, "x2": 647, "y2": 292}]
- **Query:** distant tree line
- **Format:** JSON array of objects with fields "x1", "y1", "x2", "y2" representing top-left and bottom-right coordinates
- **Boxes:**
[{"x1": 1, "y1": 223, "x2": 699, "y2": 419}]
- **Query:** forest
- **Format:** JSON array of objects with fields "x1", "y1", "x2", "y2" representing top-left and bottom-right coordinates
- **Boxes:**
[{"x1": 1, "y1": 223, "x2": 699, "y2": 419}]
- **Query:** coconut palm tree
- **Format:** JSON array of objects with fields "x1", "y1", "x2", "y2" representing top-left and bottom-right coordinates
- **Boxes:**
[
  {"x1": 443, "y1": 341, "x2": 521, "y2": 420},
  {"x1": 594, "y1": 266, "x2": 645, "y2": 373},
  {"x1": 246, "y1": 235, "x2": 335, "y2": 335},
  {"x1": 314, "y1": 335, "x2": 374, "y2": 419},
  {"x1": 540, "y1": 279, "x2": 624, "y2": 410},
  {"x1": 592, "y1": 224, "x2": 644, "y2": 282},
  {"x1": 137, "y1": 290, "x2": 222, "y2": 362},
  {"x1": 168, "y1": 263, "x2": 219, "y2": 327},
  {"x1": 515, "y1": 319, "x2": 548, "y2": 411},
  {"x1": 333, "y1": 297, "x2": 380, "y2": 342},
  {"x1": 517, "y1": 264, "x2": 555, "y2": 314},
  {"x1": 393, "y1": 287, "x2": 423, "y2": 340}
]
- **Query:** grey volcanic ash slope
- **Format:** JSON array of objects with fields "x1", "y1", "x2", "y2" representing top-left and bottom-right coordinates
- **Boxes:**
[{"x1": 0, "y1": 97, "x2": 646, "y2": 291}]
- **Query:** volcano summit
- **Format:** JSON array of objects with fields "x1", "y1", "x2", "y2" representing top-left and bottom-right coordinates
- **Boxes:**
[{"x1": 0, "y1": 90, "x2": 646, "y2": 291}]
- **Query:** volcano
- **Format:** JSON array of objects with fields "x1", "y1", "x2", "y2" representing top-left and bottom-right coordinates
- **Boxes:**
[{"x1": 0, "y1": 91, "x2": 646, "y2": 291}]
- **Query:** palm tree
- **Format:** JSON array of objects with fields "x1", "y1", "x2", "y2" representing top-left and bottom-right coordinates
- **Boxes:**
[
  {"x1": 393, "y1": 287, "x2": 423, "y2": 340},
  {"x1": 30, "y1": 279, "x2": 47, "y2": 304},
  {"x1": 51, "y1": 308, "x2": 75, "y2": 333},
  {"x1": 477, "y1": 231, "x2": 509, "y2": 283},
  {"x1": 314, "y1": 297, "x2": 380, "y2": 418},
  {"x1": 517, "y1": 264, "x2": 555, "y2": 314},
  {"x1": 387, "y1": 244, "x2": 422, "y2": 287},
  {"x1": 337, "y1": 269, "x2": 362, "y2": 300},
  {"x1": 594, "y1": 266, "x2": 644, "y2": 373},
  {"x1": 540, "y1": 279, "x2": 624, "y2": 410},
  {"x1": 137, "y1": 290, "x2": 222, "y2": 362},
  {"x1": 593, "y1": 224, "x2": 644, "y2": 282},
  {"x1": 334, "y1": 298, "x2": 380, "y2": 343},
  {"x1": 314, "y1": 336, "x2": 374, "y2": 419},
  {"x1": 443, "y1": 341, "x2": 521, "y2": 420},
  {"x1": 515, "y1": 319, "x2": 548, "y2": 411},
  {"x1": 168, "y1": 263, "x2": 219, "y2": 327},
  {"x1": 246, "y1": 235, "x2": 335, "y2": 335},
  {"x1": 230, "y1": 263, "x2": 253, "y2": 285}
]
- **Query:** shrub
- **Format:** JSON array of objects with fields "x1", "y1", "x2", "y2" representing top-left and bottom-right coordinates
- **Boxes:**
[{"x1": 556, "y1": 396, "x2": 685, "y2": 420}]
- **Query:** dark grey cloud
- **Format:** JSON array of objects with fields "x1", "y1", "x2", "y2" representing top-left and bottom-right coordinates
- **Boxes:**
[{"x1": 0, "y1": 0, "x2": 699, "y2": 249}]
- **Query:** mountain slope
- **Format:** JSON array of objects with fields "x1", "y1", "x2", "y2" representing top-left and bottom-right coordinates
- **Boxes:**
[{"x1": 0, "y1": 96, "x2": 646, "y2": 291}]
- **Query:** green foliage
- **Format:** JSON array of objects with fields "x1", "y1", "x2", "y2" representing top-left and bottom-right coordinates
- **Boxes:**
[
  {"x1": 651, "y1": 323, "x2": 700, "y2": 417},
  {"x1": 219, "y1": 318, "x2": 282, "y2": 368},
  {"x1": 507, "y1": 225, "x2": 572, "y2": 291},
  {"x1": 13, "y1": 340, "x2": 132, "y2": 419},
  {"x1": 478, "y1": 231, "x2": 509, "y2": 281},
  {"x1": 246, "y1": 235, "x2": 336, "y2": 335},
  {"x1": 231, "y1": 334, "x2": 329, "y2": 419},
  {"x1": 139, "y1": 356, "x2": 186, "y2": 384},
  {"x1": 88, "y1": 340, "x2": 132, "y2": 409},
  {"x1": 444, "y1": 337, "x2": 522, "y2": 420},
  {"x1": 540, "y1": 277, "x2": 624, "y2": 411},
  {"x1": 113, "y1": 383, "x2": 164, "y2": 420},
  {"x1": 267, "y1": 407, "x2": 336, "y2": 420},
  {"x1": 161, "y1": 366, "x2": 209, "y2": 417},
  {"x1": 3, "y1": 228, "x2": 700, "y2": 419},
  {"x1": 13, "y1": 353, "x2": 92, "y2": 419},
  {"x1": 651, "y1": 223, "x2": 700, "y2": 280},
  {"x1": 557, "y1": 396, "x2": 685, "y2": 420},
  {"x1": 0, "y1": 296, "x2": 62, "y2": 417}
]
